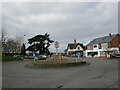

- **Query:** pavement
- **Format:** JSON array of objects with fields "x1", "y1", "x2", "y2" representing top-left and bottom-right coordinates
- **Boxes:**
[{"x1": 2, "y1": 57, "x2": 118, "y2": 88}]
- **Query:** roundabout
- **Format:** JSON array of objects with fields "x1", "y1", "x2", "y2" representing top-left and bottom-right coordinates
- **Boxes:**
[{"x1": 3, "y1": 57, "x2": 118, "y2": 88}]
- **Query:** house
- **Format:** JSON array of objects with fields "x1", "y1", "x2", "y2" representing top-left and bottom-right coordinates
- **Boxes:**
[
  {"x1": 65, "y1": 39, "x2": 85, "y2": 57},
  {"x1": 85, "y1": 33, "x2": 120, "y2": 58}
]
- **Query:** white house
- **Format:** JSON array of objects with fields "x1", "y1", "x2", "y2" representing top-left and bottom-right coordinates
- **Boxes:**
[{"x1": 65, "y1": 40, "x2": 85, "y2": 57}]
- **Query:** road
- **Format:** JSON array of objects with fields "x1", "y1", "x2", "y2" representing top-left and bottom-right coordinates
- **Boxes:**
[{"x1": 2, "y1": 57, "x2": 118, "y2": 88}]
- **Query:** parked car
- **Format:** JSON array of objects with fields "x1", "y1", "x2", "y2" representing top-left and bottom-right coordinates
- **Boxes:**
[
  {"x1": 111, "y1": 51, "x2": 120, "y2": 58},
  {"x1": 35, "y1": 55, "x2": 47, "y2": 60}
]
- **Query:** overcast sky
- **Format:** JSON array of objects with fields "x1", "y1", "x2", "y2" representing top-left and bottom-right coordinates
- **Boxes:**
[{"x1": 2, "y1": 2, "x2": 118, "y2": 52}]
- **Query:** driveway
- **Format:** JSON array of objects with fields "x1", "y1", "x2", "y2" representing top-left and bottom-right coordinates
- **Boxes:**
[{"x1": 2, "y1": 57, "x2": 118, "y2": 88}]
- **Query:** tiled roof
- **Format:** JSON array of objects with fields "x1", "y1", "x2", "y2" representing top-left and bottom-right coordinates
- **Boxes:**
[
  {"x1": 87, "y1": 34, "x2": 118, "y2": 46},
  {"x1": 67, "y1": 43, "x2": 84, "y2": 49}
]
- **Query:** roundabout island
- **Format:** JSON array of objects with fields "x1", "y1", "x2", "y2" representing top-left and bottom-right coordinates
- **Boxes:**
[{"x1": 25, "y1": 55, "x2": 89, "y2": 69}]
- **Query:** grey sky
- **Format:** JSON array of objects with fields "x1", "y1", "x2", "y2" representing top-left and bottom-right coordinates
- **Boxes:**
[{"x1": 2, "y1": 2, "x2": 118, "y2": 52}]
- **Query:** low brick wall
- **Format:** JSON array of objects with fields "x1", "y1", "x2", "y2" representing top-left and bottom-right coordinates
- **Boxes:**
[{"x1": 99, "y1": 56, "x2": 107, "y2": 58}]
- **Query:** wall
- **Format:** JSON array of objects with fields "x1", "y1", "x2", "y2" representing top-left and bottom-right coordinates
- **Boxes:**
[
  {"x1": 101, "y1": 43, "x2": 108, "y2": 49},
  {"x1": 87, "y1": 45, "x2": 93, "y2": 50},
  {"x1": 108, "y1": 35, "x2": 120, "y2": 48}
]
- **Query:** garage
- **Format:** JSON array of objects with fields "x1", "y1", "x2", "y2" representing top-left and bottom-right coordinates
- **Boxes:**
[{"x1": 87, "y1": 52, "x2": 98, "y2": 57}]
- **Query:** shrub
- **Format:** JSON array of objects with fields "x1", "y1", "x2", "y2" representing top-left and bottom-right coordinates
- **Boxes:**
[{"x1": 24, "y1": 56, "x2": 34, "y2": 59}]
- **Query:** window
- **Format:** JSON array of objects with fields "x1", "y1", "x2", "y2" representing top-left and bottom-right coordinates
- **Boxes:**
[
  {"x1": 78, "y1": 47, "x2": 80, "y2": 50},
  {"x1": 93, "y1": 44, "x2": 98, "y2": 49},
  {"x1": 94, "y1": 45, "x2": 97, "y2": 48},
  {"x1": 101, "y1": 43, "x2": 108, "y2": 49},
  {"x1": 100, "y1": 51, "x2": 105, "y2": 56},
  {"x1": 87, "y1": 46, "x2": 90, "y2": 49}
]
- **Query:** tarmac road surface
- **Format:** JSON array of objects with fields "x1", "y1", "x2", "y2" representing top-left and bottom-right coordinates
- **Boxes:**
[{"x1": 2, "y1": 57, "x2": 118, "y2": 88}]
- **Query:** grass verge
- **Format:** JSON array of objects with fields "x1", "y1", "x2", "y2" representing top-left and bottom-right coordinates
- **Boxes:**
[{"x1": 2, "y1": 56, "x2": 22, "y2": 61}]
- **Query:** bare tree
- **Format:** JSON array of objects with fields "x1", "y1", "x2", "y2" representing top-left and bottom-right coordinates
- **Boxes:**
[
  {"x1": 1, "y1": 27, "x2": 22, "y2": 55},
  {"x1": 16, "y1": 36, "x2": 23, "y2": 46},
  {"x1": 1, "y1": 27, "x2": 8, "y2": 53},
  {"x1": 3, "y1": 38, "x2": 21, "y2": 55}
]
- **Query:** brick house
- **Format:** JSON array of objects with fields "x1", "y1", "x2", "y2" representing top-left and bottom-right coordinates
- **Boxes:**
[
  {"x1": 85, "y1": 33, "x2": 120, "y2": 58},
  {"x1": 65, "y1": 40, "x2": 85, "y2": 57}
]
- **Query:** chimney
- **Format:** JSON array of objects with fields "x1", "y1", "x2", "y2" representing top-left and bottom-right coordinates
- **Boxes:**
[
  {"x1": 109, "y1": 33, "x2": 111, "y2": 37},
  {"x1": 74, "y1": 39, "x2": 76, "y2": 45}
]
